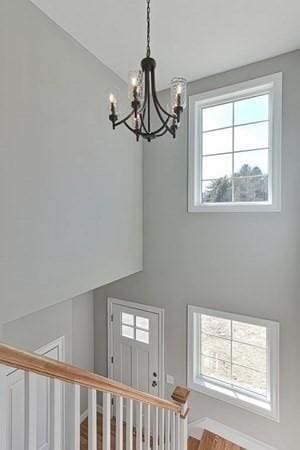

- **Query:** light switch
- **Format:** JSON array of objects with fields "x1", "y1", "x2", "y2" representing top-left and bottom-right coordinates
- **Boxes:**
[{"x1": 166, "y1": 374, "x2": 175, "y2": 384}]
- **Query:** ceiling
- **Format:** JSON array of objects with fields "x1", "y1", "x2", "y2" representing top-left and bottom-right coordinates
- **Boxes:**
[{"x1": 30, "y1": 0, "x2": 300, "y2": 90}]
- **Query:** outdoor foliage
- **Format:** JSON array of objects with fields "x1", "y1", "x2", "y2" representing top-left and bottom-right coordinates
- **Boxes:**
[{"x1": 203, "y1": 164, "x2": 268, "y2": 203}]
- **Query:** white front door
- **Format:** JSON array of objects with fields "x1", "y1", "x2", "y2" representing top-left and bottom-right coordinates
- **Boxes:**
[
  {"x1": 2, "y1": 337, "x2": 65, "y2": 450},
  {"x1": 109, "y1": 299, "x2": 164, "y2": 398}
]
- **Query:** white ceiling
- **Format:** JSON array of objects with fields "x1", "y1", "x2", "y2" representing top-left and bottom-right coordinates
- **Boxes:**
[{"x1": 30, "y1": 0, "x2": 300, "y2": 90}]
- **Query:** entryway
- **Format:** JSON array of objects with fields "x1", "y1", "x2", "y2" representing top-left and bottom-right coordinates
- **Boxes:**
[{"x1": 107, "y1": 298, "x2": 164, "y2": 398}]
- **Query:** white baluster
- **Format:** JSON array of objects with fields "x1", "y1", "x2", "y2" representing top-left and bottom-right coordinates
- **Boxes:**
[
  {"x1": 88, "y1": 389, "x2": 97, "y2": 450},
  {"x1": 159, "y1": 408, "x2": 165, "y2": 450},
  {"x1": 24, "y1": 372, "x2": 37, "y2": 450},
  {"x1": 144, "y1": 404, "x2": 151, "y2": 450},
  {"x1": 153, "y1": 406, "x2": 159, "y2": 450},
  {"x1": 180, "y1": 412, "x2": 188, "y2": 450},
  {"x1": 176, "y1": 414, "x2": 181, "y2": 450},
  {"x1": 70, "y1": 384, "x2": 80, "y2": 450},
  {"x1": 126, "y1": 399, "x2": 133, "y2": 450},
  {"x1": 103, "y1": 392, "x2": 111, "y2": 450},
  {"x1": 171, "y1": 412, "x2": 176, "y2": 450},
  {"x1": 50, "y1": 378, "x2": 62, "y2": 450},
  {"x1": 166, "y1": 410, "x2": 171, "y2": 450},
  {"x1": 0, "y1": 365, "x2": 8, "y2": 450},
  {"x1": 116, "y1": 396, "x2": 123, "y2": 450},
  {"x1": 136, "y1": 402, "x2": 143, "y2": 450}
]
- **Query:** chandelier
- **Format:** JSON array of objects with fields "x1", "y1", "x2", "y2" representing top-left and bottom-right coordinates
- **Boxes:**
[{"x1": 108, "y1": 0, "x2": 187, "y2": 142}]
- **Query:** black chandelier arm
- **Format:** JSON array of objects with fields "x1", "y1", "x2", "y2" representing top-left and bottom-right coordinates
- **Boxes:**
[
  {"x1": 150, "y1": 68, "x2": 177, "y2": 120},
  {"x1": 123, "y1": 113, "x2": 173, "y2": 140},
  {"x1": 114, "y1": 109, "x2": 136, "y2": 127},
  {"x1": 151, "y1": 96, "x2": 174, "y2": 135},
  {"x1": 139, "y1": 111, "x2": 150, "y2": 134},
  {"x1": 155, "y1": 127, "x2": 169, "y2": 138}
]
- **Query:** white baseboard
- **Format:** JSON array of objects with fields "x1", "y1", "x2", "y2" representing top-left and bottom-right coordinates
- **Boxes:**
[
  {"x1": 80, "y1": 404, "x2": 103, "y2": 423},
  {"x1": 189, "y1": 417, "x2": 278, "y2": 450}
]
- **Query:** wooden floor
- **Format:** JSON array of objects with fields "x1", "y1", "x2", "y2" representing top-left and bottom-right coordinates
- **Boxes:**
[{"x1": 80, "y1": 415, "x2": 244, "y2": 450}]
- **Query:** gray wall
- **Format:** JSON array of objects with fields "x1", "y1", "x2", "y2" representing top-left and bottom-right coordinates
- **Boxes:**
[
  {"x1": 2, "y1": 290, "x2": 94, "y2": 414},
  {"x1": 94, "y1": 50, "x2": 300, "y2": 450},
  {"x1": 0, "y1": 0, "x2": 142, "y2": 324}
]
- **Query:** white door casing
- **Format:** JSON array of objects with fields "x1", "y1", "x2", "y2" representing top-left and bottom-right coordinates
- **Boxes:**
[
  {"x1": 1, "y1": 336, "x2": 65, "y2": 450},
  {"x1": 108, "y1": 298, "x2": 165, "y2": 398}
]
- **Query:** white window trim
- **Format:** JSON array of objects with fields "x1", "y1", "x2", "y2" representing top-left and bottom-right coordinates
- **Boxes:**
[
  {"x1": 188, "y1": 73, "x2": 282, "y2": 212},
  {"x1": 187, "y1": 305, "x2": 280, "y2": 421}
]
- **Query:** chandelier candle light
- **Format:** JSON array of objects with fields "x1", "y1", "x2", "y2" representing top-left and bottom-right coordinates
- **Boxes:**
[{"x1": 108, "y1": 0, "x2": 187, "y2": 142}]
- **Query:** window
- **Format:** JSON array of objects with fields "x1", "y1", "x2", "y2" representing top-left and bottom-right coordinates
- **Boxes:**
[
  {"x1": 188, "y1": 73, "x2": 282, "y2": 212},
  {"x1": 187, "y1": 306, "x2": 279, "y2": 420},
  {"x1": 121, "y1": 312, "x2": 150, "y2": 344}
]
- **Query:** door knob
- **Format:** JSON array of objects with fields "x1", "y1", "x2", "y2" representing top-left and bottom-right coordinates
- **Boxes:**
[
  {"x1": 152, "y1": 380, "x2": 158, "y2": 387},
  {"x1": 153, "y1": 372, "x2": 158, "y2": 377}
]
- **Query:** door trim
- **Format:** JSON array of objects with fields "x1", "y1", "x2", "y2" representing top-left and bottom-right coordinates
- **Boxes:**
[
  {"x1": 107, "y1": 297, "x2": 165, "y2": 398},
  {"x1": 1, "y1": 336, "x2": 65, "y2": 450}
]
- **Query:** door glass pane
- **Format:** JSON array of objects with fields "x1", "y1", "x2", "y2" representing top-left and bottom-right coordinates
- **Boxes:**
[
  {"x1": 234, "y1": 95, "x2": 269, "y2": 126},
  {"x1": 136, "y1": 329, "x2": 149, "y2": 344},
  {"x1": 234, "y1": 122, "x2": 269, "y2": 151},
  {"x1": 232, "y1": 341, "x2": 267, "y2": 372},
  {"x1": 234, "y1": 149, "x2": 268, "y2": 176},
  {"x1": 136, "y1": 316, "x2": 149, "y2": 330},
  {"x1": 122, "y1": 325, "x2": 134, "y2": 339},
  {"x1": 122, "y1": 312, "x2": 134, "y2": 326},
  {"x1": 202, "y1": 103, "x2": 233, "y2": 132},
  {"x1": 201, "y1": 333, "x2": 231, "y2": 362},
  {"x1": 232, "y1": 365, "x2": 267, "y2": 396},
  {"x1": 202, "y1": 154, "x2": 232, "y2": 180},
  {"x1": 232, "y1": 321, "x2": 267, "y2": 347},
  {"x1": 201, "y1": 315, "x2": 231, "y2": 339},
  {"x1": 203, "y1": 128, "x2": 232, "y2": 155},
  {"x1": 201, "y1": 356, "x2": 231, "y2": 383},
  {"x1": 202, "y1": 178, "x2": 232, "y2": 203}
]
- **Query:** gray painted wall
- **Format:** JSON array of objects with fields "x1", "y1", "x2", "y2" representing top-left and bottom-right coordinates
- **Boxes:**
[
  {"x1": 94, "y1": 51, "x2": 300, "y2": 450},
  {"x1": 0, "y1": 0, "x2": 142, "y2": 324},
  {"x1": 2, "y1": 291, "x2": 94, "y2": 414}
]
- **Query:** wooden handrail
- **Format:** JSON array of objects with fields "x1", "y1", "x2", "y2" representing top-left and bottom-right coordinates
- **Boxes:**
[{"x1": 0, "y1": 343, "x2": 181, "y2": 413}]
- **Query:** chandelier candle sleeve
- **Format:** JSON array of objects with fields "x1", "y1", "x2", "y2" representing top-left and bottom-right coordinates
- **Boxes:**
[{"x1": 108, "y1": 0, "x2": 187, "y2": 142}]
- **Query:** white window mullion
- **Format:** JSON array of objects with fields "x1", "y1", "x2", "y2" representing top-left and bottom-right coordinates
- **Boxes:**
[{"x1": 188, "y1": 305, "x2": 279, "y2": 420}]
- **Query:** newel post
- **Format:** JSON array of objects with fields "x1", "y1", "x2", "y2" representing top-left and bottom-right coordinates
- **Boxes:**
[{"x1": 171, "y1": 386, "x2": 190, "y2": 450}]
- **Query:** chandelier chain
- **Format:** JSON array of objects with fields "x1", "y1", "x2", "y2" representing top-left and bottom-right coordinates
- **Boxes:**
[{"x1": 146, "y1": 0, "x2": 151, "y2": 57}]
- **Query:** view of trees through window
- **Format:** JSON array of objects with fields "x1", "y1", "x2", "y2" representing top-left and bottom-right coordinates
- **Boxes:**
[
  {"x1": 199, "y1": 314, "x2": 268, "y2": 397},
  {"x1": 201, "y1": 94, "x2": 270, "y2": 204}
]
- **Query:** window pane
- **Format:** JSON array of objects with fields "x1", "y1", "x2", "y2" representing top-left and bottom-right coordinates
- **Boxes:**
[
  {"x1": 202, "y1": 103, "x2": 233, "y2": 132},
  {"x1": 234, "y1": 95, "x2": 269, "y2": 126},
  {"x1": 202, "y1": 178, "x2": 232, "y2": 203},
  {"x1": 122, "y1": 325, "x2": 134, "y2": 339},
  {"x1": 232, "y1": 341, "x2": 267, "y2": 372},
  {"x1": 232, "y1": 321, "x2": 267, "y2": 348},
  {"x1": 122, "y1": 313, "x2": 134, "y2": 326},
  {"x1": 232, "y1": 365, "x2": 267, "y2": 396},
  {"x1": 201, "y1": 356, "x2": 231, "y2": 383},
  {"x1": 201, "y1": 333, "x2": 231, "y2": 362},
  {"x1": 233, "y1": 176, "x2": 268, "y2": 202},
  {"x1": 234, "y1": 149, "x2": 268, "y2": 176},
  {"x1": 203, "y1": 128, "x2": 232, "y2": 155},
  {"x1": 136, "y1": 316, "x2": 149, "y2": 330},
  {"x1": 202, "y1": 154, "x2": 232, "y2": 180},
  {"x1": 136, "y1": 329, "x2": 149, "y2": 344},
  {"x1": 201, "y1": 315, "x2": 231, "y2": 339},
  {"x1": 234, "y1": 122, "x2": 269, "y2": 151}
]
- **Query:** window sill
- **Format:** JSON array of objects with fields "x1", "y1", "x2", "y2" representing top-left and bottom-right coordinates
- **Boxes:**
[
  {"x1": 188, "y1": 201, "x2": 281, "y2": 213},
  {"x1": 188, "y1": 377, "x2": 279, "y2": 422}
]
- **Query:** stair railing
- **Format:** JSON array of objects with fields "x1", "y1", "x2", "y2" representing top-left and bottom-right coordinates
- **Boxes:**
[{"x1": 0, "y1": 342, "x2": 189, "y2": 450}]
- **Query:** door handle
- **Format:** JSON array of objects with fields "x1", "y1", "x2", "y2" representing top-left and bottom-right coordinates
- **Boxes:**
[{"x1": 152, "y1": 380, "x2": 158, "y2": 387}]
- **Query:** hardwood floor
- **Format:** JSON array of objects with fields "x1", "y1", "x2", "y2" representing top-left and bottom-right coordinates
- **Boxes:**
[{"x1": 80, "y1": 414, "x2": 244, "y2": 450}]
